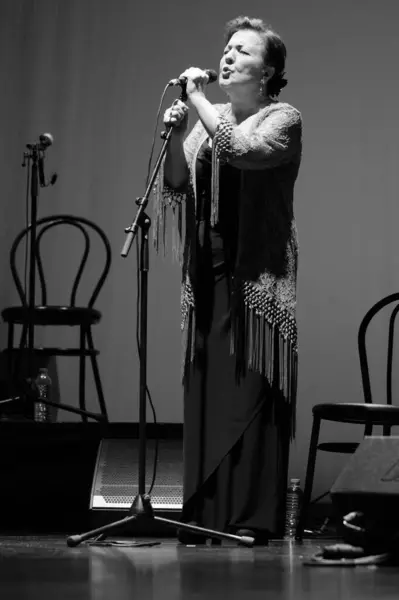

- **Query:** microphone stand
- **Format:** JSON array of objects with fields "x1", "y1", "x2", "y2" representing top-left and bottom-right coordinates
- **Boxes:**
[
  {"x1": 11, "y1": 141, "x2": 45, "y2": 416},
  {"x1": 66, "y1": 86, "x2": 254, "y2": 548}
]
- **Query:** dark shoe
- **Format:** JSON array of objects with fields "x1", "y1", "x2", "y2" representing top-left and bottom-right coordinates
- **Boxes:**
[
  {"x1": 177, "y1": 522, "x2": 207, "y2": 545},
  {"x1": 235, "y1": 528, "x2": 269, "y2": 546}
]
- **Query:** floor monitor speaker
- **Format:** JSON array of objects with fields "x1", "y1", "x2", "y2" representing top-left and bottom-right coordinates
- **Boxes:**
[{"x1": 330, "y1": 436, "x2": 399, "y2": 525}]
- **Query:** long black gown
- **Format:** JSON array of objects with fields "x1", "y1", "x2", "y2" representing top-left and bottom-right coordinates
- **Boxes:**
[{"x1": 182, "y1": 141, "x2": 292, "y2": 537}]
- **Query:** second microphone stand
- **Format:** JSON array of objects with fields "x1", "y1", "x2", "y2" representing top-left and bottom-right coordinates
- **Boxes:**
[
  {"x1": 7, "y1": 139, "x2": 105, "y2": 423},
  {"x1": 66, "y1": 88, "x2": 254, "y2": 548},
  {"x1": 8, "y1": 140, "x2": 51, "y2": 417}
]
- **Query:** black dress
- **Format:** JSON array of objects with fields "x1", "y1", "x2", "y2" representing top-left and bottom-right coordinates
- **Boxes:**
[{"x1": 182, "y1": 140, "x2": 292, "y2": 537}]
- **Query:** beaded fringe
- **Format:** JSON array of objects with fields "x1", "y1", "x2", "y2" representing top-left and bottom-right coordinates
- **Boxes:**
[
  {"x1": 182, "y1": 300, "x2": 298, "y2": 439},
  {"x1": 154, "y1": 125, "x2": 223, "y2": 257},
  {"x1": 153, "y1": 159, "x2": 185, "y2": 264},
  {"x1": 211, "y1": 143, "x2": 220, "y2": 227}
]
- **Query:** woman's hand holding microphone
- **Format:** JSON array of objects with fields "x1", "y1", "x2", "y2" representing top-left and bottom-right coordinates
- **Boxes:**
[{"x1": 163, "y1": 67, "x2": 212, "y2": 135}]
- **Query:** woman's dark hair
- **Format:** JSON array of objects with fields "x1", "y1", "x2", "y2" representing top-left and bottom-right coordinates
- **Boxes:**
[{"x1": 224, "y1": 16, "x2": 288, "y2": 97}]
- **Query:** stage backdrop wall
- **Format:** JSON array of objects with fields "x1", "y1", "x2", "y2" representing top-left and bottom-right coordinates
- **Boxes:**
[{"x1": 1, "y1": 0, "x2": 399, "y2": 500}]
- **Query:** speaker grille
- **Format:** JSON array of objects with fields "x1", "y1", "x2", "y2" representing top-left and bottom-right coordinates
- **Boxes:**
[{"x1": 90, "y1": 438, "x2": 183, "y2": 510}]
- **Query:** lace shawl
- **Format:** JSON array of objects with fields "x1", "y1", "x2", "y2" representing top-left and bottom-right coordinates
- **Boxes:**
[{"x1": 153, "y1": 102, "x2": 302, "y2": 436}]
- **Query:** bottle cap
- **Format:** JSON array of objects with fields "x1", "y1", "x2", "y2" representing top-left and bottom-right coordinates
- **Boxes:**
[{"x1": 290, "y1": 478, "x2": 300, "y2": 484}]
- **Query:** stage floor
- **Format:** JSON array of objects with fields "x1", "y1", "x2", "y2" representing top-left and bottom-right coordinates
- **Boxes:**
[{"x1": 0, "y1": 535, "x2": 398, "y2": 599}]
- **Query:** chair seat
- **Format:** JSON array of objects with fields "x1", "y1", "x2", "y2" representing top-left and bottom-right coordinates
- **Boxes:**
[
  {"x1": 2, "y1": 305, "x2": 101, "y2": 326},
  {"x1": 317, "y1": 442, "x2": 359, "y2": 453},
  {"x1": 313, "y1": 402, "x2": 399, "y2": 425}
]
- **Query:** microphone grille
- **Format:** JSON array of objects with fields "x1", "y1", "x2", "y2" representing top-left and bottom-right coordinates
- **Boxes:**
[
  {"x1": 206, "y1": 69, "x2": 218, "y2": 83},
  {"x1": 39, "y1": 133, "x2": 54, "y2": 147}
]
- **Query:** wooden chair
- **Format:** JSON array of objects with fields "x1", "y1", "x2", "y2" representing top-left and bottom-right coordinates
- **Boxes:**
[
  {"x1": 2, "y1": 215, "x2": 111, "y2": 422},
  {"x1": 298, "y1": 293, "x2": 399, "y2": 537}
]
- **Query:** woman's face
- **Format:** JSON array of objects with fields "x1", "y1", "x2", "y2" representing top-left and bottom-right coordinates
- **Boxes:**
[{"x1": 219, "y1": 29, "x2": 267, "y2": 94}]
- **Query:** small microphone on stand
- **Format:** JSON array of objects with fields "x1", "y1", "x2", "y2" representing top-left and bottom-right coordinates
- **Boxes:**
[
  {"x1": 26, "y1": 132, "x2": 54, "y2": 151},
  {"x1": 38, "y1": 132, "x2": 54, "y2": 149},
  {"x1": 33, "y1": 133, "x2": 57, "y2": 187}
]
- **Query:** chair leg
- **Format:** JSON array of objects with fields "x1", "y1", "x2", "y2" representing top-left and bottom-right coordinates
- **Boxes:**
[
  {"x1": 364, "y1": 421, "x2": 373, "y2": 437},
  {"x1": 7, "y1": 324, "x2": 14, "y2": 378},
  {"x1": 8, "y1": 323, "x2": 30, "y2": 395},
  {"x1": 297, "y1": 414, "x2": 321, "y2": 539},
  {"x1": 13, "y1": 323, "x2": 28, "y2": 382},
  {"x1": 79, "y1": 326, "x2": 88, "y2": 423},
  {"x1": 2, "y1": 324, "x2": 16, "y2": 408},
  {"x1": 86, "y1": 328, "x2": 108, "y2": 421}
]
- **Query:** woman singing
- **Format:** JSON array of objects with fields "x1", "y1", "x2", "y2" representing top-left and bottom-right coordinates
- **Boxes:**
[{"x1": 154, "y1": 16, "x2": 302, "y2": 544}]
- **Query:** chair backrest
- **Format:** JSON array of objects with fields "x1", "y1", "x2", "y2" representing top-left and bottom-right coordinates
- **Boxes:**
[
  {"x1": 358, "y1": 292, "x2": 399, "y2": 405},
  {"x1": 10, "y1": 214, "x2": 112, "y2": 308}
]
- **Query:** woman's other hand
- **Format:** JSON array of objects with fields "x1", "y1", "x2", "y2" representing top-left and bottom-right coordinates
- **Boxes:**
[{"x1": 164, "y1": 100, "x2": 189, "y2": 136}]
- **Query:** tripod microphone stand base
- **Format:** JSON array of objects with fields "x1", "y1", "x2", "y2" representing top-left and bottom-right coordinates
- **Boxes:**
[{"x1": 66, "y1": 495, "x2": 255, "y2": 548}]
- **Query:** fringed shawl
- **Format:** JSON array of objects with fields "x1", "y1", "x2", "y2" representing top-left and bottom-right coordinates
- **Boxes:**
[{"x1": 153, "y1": 101, "x2": 302, "y2": 437}]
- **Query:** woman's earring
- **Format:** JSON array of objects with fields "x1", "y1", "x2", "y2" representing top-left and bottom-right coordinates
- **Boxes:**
[{"x1": 259, "y1": 76, "x2": 267, "y2": 98}]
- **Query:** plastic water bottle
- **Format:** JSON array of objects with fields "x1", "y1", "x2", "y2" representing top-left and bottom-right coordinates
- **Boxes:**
[
  {"x1": 284, "y1": 478, "x2": 303, "y2": 539},
  {"x1": 34, "y1": 367, "x2": 52, "y2": 423}
]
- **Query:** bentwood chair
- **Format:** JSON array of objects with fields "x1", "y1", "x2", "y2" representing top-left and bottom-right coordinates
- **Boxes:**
[
  {"x1": 298, "y1": 293, "x2": 399, "y2": 537},
  {"x1": 2, "y1": 215, "x2": 111, "y2": 422}
]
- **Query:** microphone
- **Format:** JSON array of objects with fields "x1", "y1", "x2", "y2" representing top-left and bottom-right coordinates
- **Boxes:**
[
  {"x1": 26, "y1": 132, "x2": 54, "y2": 151},
  {"x1": 36, "y1": 133, "x2": 57, "y2": 187},
  {"x1": 168, "y1": 69, "x2": 218, "y2": 87},
  {"x1": 39, "y1": 133, "x2": 54, "y2": 149}
]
